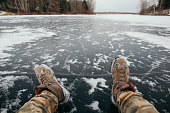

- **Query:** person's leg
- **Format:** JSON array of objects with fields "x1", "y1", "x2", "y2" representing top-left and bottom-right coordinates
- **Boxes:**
[
  {"x1": 115, "y1": 91, "x2": 158, "y2": 113},
  {"x1": 17, "y1": 90, "x2": 58, "y2": 113},
  {"x1": 111, "y1": 56, "x2": 159, "y2": 113},
  {"x1": 17, "y1": 64, "x2": 70, "y2": 113}
]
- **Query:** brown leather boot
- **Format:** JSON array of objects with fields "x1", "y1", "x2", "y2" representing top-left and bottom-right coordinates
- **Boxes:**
[
  {"x1": 111, "y1": 56, "x2": 135, "y2": 105},
  {"x1": 34, "y1": 64, "x2": 70, "y2": 104}
]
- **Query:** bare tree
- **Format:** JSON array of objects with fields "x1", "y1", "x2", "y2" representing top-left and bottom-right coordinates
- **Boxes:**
[
  {"x1": 69, "y1": 0, "x2": 78, "y2": 13},
  {"x1": 140, "y1": 0, "x2": 148, "y2": 14},
  {"x1": 87, "y1": 0, "x2": 95, "y2": 13}
]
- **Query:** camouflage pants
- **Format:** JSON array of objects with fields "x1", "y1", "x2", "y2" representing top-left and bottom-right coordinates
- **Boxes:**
[
  {"x1": 18, "y1": 90, "x2": 159, "y2": 113},
  {"x1": 17, "y1": 90, "x2": 58, "y2": 113},
  {"x1": 116, "y1": 91, "x2": 159, "y2": 113}
]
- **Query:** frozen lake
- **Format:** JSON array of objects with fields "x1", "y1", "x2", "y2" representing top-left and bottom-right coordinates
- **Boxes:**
[{"x1": 0, "y1": 14, "x2": 170, "y2": 113}]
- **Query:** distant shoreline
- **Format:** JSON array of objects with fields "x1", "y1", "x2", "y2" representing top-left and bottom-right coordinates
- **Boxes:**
[
  {"x1": 95, "y1": 12, "x2": 139, "y2": 15},
  {"x1": 1, "y1": 11, "x2": 170, "y2": 16}
]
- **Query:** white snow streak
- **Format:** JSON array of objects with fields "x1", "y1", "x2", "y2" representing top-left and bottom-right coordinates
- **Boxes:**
[
  {"x1": 0, "y1": 26, "x2": 55, "y2": 58},
  {"x1": 125, "y1": 32, "x2": 170, "y2": 50},
  {"x1": 96, "y1": 14, "x2": 170, "y2": 28}
]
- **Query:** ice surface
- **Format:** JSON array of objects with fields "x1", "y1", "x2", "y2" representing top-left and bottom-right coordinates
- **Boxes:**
[{"x1": 0, "y1": 15, "x2": 169, "y2": 113}]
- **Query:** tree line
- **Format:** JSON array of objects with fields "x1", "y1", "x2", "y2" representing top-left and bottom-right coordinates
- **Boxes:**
[
  {"x1": 0, "y1": 0, "x2": 95, "y2": 14},
  {"x1": 140, "y1": 0, "x2": 170, "y2": 15}
]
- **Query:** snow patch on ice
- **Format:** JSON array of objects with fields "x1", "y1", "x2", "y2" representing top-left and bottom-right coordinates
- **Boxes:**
[
  {"x1": 86, "y1": 101, "x2": 102, "y2": 112},
  {"x1": 0, "y1": 75, "x2": 30, "y2": 94},
  {"x1": 67, "y1": 59, "x2": 82, "y2": 64},
  {"x1": 111, "y1": 37, "x2": 124, "y2": 41},
  {"x1": 1, "y1": 108, "x2": 8, "y2": 113},
  {"x1": 120, "y1": 49, "x2": 125, "y2": 55},
  {"x1": 146, "y1": 80, "x2": 156, "y2": 87},
  {"x1": 140, "y1": 46, "x2": 150, "y2": 50},
  {"x1": 21, "y1": 65, "x2": 30, "y2": 69},
  {"x1": 86, "y1": 58, "x2": 91, "y2": 64},
  {"x1": 63, "y1": 56, "x2": 71, "y2": 72},
  {"x1": 13, "y1": 89, "x2": 27, "y2": 105},
  {"x1": 168, "y1": 88, "x2": 170, "y2": 94},
  {"x1": 41, "y1": 54, "x2": 55, "y2": 63},
  {"x1": 131, "y1": 76, "x2": 141, "y2": 82},
  {"x1": 58, "y1": 49, "x2": 65, "y2": 52},
  {"x1": 93, "y1": 53, "x2": 109, "y2": 70},
  {"x1": 142, "y1": 80, "x2": 156, "y2": 87},
  {"x1": 92, "y1": 41, "x2": 100, "y2": 45},
  {"x1": 0, "y1": 71, "x2": 17, "y2": 74},
  {"x1": 56, "y1": 78, "x2": 68, "y2": 86},
  {"x1": 82, "y1": 78, "x2": 109, "y2": 95},
  {"x1": 84, "y1": 35, "x2": 91, "y2": 40},
  {"x1": 148, "y1": 55, "x2": 152, "y2": 59},
  {"x1": 146, "y1": 60, "x2": 163, "y2": 74},
  {"x1": 125, "y1": 32, "x2": 170, "y2": 50},
  {"x1": 108, "y1": 33, "x2": 119, "y2": 37}
]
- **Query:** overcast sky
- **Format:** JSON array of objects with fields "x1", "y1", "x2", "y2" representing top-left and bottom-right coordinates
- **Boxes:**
[{"x1": 95, "y1": 0, "x2": 156, "y2": 13}]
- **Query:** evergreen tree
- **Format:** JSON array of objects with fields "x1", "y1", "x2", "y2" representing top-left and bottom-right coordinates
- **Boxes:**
[
  {"x1": 158, "y1": 0, "x2": 170, "y2": 10},
  {"x1": 163, "y1": 0, "x2": 170, "y2": 9},
  {"x1": 60, "y1": 0, "x2": 67, "y2": 13}
]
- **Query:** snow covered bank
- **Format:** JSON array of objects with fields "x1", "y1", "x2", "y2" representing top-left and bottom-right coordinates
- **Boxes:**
[
  {"x1": 0, "y1": 11, "x2": 14, "y2": 16},
  {"x1": 96, "y1": 14, "x2": 170, "y2": 28},
  {"x1": 0, "y1": 11, "x2": 7, "y2": 16}
]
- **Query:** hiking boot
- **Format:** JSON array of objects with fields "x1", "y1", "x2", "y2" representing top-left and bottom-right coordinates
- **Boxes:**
[
  {"x1": 111, "y1": 56, "x2": 135, "y2": 105},
  {"x1": 34, "y1": 64, "x2": 70, "y2": 104}
]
